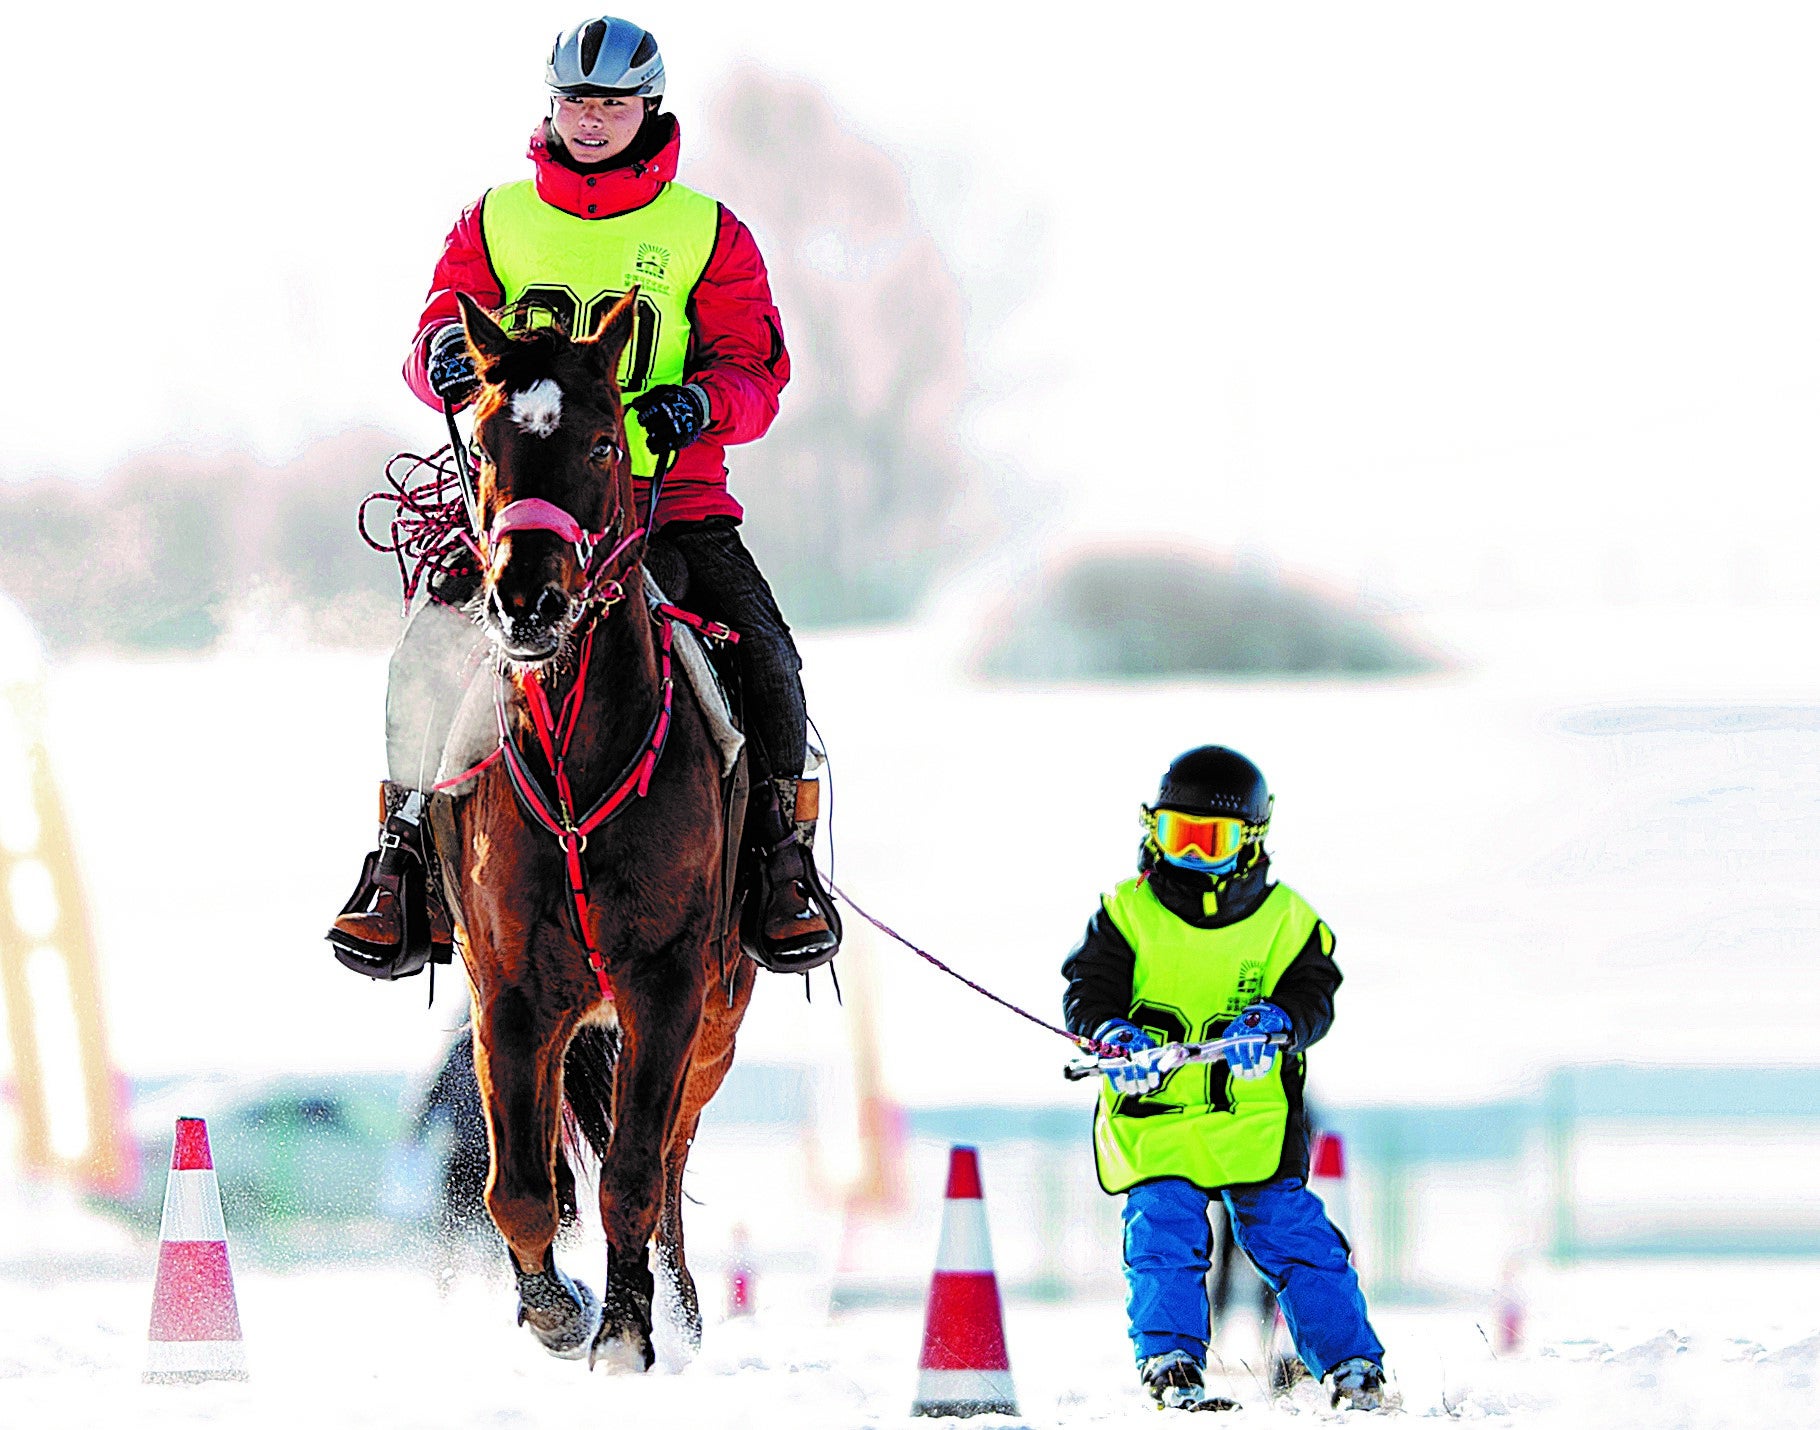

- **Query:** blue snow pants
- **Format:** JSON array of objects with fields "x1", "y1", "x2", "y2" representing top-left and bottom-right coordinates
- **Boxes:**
[{"x1": 1121, "y1": 1176, "x2": 1383, "y2": 1378}]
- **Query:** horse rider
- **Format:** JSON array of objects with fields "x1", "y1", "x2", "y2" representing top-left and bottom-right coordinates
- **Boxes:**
[{"x1": 327, "y1": 15, "x2": 839, "y2": 980}]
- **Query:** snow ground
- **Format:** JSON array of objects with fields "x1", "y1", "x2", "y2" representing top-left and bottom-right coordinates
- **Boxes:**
[
  {"x1": 1, "y1": 1257, "x2": 1816, "y2": 1429},
  {"x1": 5, "y1": 596, "x2": 1819, "y2": 1426}
]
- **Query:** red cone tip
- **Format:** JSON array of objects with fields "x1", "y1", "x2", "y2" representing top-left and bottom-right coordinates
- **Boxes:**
[
  {"x1": 943, "y1": 1145, "x2": 983, "y2": 1200},
  {"x1": 1311, "y1": 1131, "x2": 1345, "y2": 1179},
  {"x1": 171, "y1": 1118, "x2": 214, "y2": 1172}
]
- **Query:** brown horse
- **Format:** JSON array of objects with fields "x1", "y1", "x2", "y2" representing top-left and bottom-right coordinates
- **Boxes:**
[{"x1": 435, "y1": 290, "x2": 755, "y2": 1370}]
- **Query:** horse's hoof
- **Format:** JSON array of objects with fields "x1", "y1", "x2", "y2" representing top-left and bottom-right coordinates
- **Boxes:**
[
  {"x1": 515, "y1": 1267, "x2": 602, "y2": 1361},
  {"x1": 590, "y1": 1277, "x2": 655, "y2": 1373},
  {"x1": 589, "y1": 1329, "x2": 655, "y2": 1375}
]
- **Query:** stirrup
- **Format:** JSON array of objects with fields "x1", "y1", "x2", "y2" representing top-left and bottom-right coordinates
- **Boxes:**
[
  {"x1": 743, "y1": 834, "x2": 842, "y2": 975},
  {"x1": 328, "y1": 803, "x2": 451, "y2": 981}
]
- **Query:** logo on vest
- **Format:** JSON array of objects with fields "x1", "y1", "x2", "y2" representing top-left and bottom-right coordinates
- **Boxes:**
[
  {"x1": 635, "y1": 243, "x2": 672, "y2": 283},
  {"x1": 1227, "y1": 961, "x2": 1264, "y2": 1015}
]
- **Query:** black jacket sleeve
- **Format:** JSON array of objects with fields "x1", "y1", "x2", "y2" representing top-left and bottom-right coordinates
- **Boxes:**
[
  {"x1": 1061, "y1": 903, "x2": 1137, "y2": 1039},
  {"x1": 1266, "y1": 921, "x2": 1343, "y2": 1052}
]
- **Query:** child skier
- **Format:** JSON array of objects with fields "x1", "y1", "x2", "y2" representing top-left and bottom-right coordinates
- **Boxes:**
[{"x1": 1062, "y1": 745, "x2": 1387, "y2": 1412}]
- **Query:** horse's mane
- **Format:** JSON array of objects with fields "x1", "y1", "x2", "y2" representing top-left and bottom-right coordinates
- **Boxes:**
[{"x1": 477, "y1": 326, "x2": 615, "y2": 410}]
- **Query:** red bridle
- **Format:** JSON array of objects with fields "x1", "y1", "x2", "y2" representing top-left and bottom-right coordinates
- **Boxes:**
[
  {"x1": 484, "y1": 495, "x2": 643, "y2": 606},
  {"x1": 489, "y1": 496, "x2": 593, "y2": 546},
  {"x1": 442, "y1": 445, "x2": 736, "y2": 1003}
]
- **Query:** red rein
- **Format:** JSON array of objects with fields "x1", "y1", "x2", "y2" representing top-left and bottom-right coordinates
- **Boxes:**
[{"x1": 436, "y1": 496, "x2": 738, "y2": 1003}]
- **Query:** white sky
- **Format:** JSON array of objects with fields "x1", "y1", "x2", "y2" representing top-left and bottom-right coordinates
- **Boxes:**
[{"x1": 3, "y1": 1, "x2": 1818, "y2": 604}]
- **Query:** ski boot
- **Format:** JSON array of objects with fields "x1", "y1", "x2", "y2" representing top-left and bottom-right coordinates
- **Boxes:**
[
  {"x1": 1270, "y1": 1353, "x2": 1310, "y2": 1394},
  {"x1": 747, "y1": 772, "x2": 841, "y2": 973},
  {"x1": 327, "y1": 782, "x2": 453, "y2": 980},
  {"x1": 1138, "y1": 1351, "x2": 1238, "y2": 1412},
  {"x1": 1327, "y1": 1356, "x2": 1389, "y2": 1411}
]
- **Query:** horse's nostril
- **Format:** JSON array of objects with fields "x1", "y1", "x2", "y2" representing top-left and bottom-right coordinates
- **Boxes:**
[{"x1": 533, "y1": 587, "x2": 568, "y2": 626}]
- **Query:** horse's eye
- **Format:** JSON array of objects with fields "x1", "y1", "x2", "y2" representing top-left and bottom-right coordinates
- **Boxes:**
[{"x1": 591, "y1": 441, "x2": 617, "y2": 463}]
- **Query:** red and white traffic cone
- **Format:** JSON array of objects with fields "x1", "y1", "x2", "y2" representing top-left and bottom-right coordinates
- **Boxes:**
[
  {"x1": 1308, "y1": 1128, "x2": 1366, "y2": 1287},
  {"x1": 1495, "y1": 1254, "x2": 1525, "y2": 1354},
  {"x1": 911, "y1": 1146, "x2": 1017, "y2": 1418},
  {"x1": 1310, "y1": 1131, "x2": 1350, "y2": 1233},
  {"x1": 726, "y1": 1222, "x2": 755, "y2": 1320},
  {"x1": 144, "y1": 1118, "x2": 247, "y2": 1383}
]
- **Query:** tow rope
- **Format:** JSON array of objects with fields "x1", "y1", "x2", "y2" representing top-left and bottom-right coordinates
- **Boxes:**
[{"x1": 827, "y1": 882, "x2": 1112, "y2": 1056}]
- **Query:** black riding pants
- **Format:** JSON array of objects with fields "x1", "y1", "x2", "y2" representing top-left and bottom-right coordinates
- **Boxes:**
[{"x1": 646, "y1": 516, "x2": 807, "y2": 789}]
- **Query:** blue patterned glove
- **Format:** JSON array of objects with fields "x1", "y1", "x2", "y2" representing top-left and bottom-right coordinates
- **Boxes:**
[
  {"x1": 631, "y1": 383, "x2": 710, "y2": 454},
  {"x1": 1094, "y1": 1019, "x2": 1165, "y2": 1096},
  {"x1": 427, "y1": 324, "x2": 480, "y2": 405},
  {"x1": 1226, "y1": 1002, "x2": 1293, "y2": 1081}
]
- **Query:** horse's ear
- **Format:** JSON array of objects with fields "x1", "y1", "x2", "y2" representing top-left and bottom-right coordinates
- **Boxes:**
[
  {"x1": 457, "y1": 293, "x2": 513, "y2": 369},
  {"x1": 580, "y1": 287, "x2": 639, "y2": 375}
]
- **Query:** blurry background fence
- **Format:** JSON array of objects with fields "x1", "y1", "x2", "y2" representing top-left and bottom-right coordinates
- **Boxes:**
[
  {"x1": 1539, "y1": 1065, "x2": 1820, "y2": 1263},
  {"x1": 74, "y1": 1059, "x2": 1820, "y2": 1306}
]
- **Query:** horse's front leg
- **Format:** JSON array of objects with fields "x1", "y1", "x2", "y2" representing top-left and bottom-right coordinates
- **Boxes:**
[
  {"x1": 655, "y1": 1114, "x2": 704, "y2": 1355},
  {"x1": 473, "y1": 985, "x2": 600, "y2": 1360},
  {"x1": 592, "y1": 954, "x2": 706, "y2": 1372}
]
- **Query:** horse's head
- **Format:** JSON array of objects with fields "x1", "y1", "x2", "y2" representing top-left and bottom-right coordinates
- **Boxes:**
[{"x1": 457, "y1": 290, "x2": 639, "y2": 664}]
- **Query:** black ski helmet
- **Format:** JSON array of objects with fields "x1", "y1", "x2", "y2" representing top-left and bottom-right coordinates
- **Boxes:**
[{"x1": 1154, "y1": 746, "x2": 1273, "y2": 826}]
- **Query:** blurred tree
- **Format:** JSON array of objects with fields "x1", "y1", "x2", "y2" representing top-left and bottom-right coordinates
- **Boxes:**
[
  {"x1": 686, "y1": 67, "x2": 979, "y2": 625},
  {"x1": 0, "y1": 454, "x2": 237, "y2": 652},
  {"x1": 260, "y1": 428, "x2": 408, "y2": 644},
  {"x1": 974, "y1": 546, "x2": 1437, "y2": 682},
  {"x1": 0, "y1": 429, "x2": 404, "y2": 654}
]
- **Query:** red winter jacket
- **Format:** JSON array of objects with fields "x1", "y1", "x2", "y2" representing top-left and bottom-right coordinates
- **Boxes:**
[{"x1": 404, "y1": 116, "x2": 789, "y2": 526}]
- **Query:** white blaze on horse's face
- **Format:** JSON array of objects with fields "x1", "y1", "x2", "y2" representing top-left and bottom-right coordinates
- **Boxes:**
[{"x1": 509, "y1": 378, "x2": 564, "y2": 439}]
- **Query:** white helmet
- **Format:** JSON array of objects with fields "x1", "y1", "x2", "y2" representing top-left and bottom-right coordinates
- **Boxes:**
[{"x1": 546, "y1": 16, "x2": 665, "y2": 98}]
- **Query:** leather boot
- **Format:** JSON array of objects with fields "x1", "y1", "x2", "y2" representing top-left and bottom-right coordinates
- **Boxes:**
[
  {"x1": 328, "y1": 782, "x2": 453, "y2": 980},
  {"x1": 749, "y1": 774, "x2": 840, "y2": 973}
]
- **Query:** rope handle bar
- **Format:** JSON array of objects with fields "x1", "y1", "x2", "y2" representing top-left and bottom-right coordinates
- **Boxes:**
[{"x1": 1062, "y1": 1030, "x2": 1294, "y2": 1083}]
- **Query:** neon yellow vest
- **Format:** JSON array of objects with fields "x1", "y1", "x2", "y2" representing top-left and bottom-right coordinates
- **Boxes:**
[
  {"x1": 480, "y1": 180, "x2": 721, "y2": 476},
  {"x1": 1092, "y1": 879, "x2": 1327, "y2": 1193}
]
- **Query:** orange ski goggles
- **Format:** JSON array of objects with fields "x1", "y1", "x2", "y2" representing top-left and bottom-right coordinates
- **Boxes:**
[{"x1": 1145, "y1": 807, "x2": 1262, "y2": 869}]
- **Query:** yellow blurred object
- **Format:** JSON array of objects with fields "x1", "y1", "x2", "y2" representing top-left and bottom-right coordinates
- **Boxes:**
[{"x1": 0, "y1": 647, "x2": 135, "y2": 1197}]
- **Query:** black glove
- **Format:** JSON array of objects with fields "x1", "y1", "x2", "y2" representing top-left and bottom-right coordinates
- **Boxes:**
[
  {"x1": 631, "y1": 383, "x2": 709, "y2": 454},
  {"x1": 427, "y1": 324, "x2": 480, "y2": 405}
]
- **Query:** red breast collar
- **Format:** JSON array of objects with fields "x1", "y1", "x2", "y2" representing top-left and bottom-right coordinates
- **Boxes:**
[{"x1": 451, "y1": 599, "x2": 738, "y2": 1004}]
